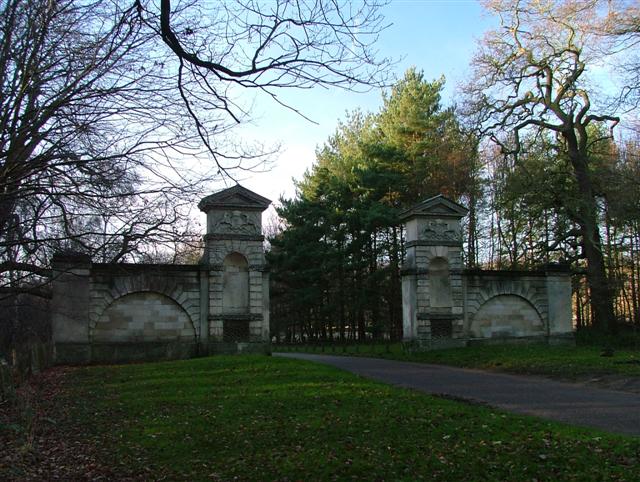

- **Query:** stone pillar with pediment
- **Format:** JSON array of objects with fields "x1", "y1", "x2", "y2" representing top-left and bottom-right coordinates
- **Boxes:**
[
  {"x1": 400, "y1": 195, "x2": 468, "y2": 349},
  {"x1": 198, "y1": 185, "x2": 271, "y2": 353}
]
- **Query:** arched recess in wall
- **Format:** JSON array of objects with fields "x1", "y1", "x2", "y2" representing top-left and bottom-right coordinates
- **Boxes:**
[
  {"x1": 223, "y1": 252, "x2": 249, "y2": 314},
  {"x1": 470, "y1": 294, "x2": 544, "y2": 339},
  {"x1": 429, "y1": 256, "x2": 452, "y2": 308},
  {"x1": 92, "y1": 292, "x2": 196, "y2": 342}
]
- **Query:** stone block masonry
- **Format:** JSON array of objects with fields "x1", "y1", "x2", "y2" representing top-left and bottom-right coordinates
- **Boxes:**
[
  {"x1": 51, "y1": 189, "x2": 574, "y2": 362},
  {"x1": 401, "y1": 195, "x2": 573, "y2": 350},
  {"x1": 51, "y1": 185, "x2": 272, "y2": 364}
]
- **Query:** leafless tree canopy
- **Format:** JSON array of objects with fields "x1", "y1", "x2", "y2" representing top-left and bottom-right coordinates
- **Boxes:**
[
  {"x1": 0, "y1": 0, "x2": 391, "y2": 295},
  {"x1": 599, "y1": 1, "x2": 640, "y2": 109},
  {"x1": 462, "y1": 0, "x2": 630, "y2": 331},
  {"x1": 465, "y1": 0, "x2": 620, "y2": 148},
  {"x1": 147, "y1": 0, "x2": 392, "y2": 155}
]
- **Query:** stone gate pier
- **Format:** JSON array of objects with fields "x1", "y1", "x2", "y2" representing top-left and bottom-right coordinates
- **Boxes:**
[
  {"x1": 52, "y1": 185, "x2": 271, "y2": 364},
  {"x1": 400, "y1": 195, "x2": 573, "y2": 349}
]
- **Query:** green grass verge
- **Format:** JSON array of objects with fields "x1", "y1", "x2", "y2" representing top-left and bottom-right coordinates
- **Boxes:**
[
  {"x1": 276, "y1": 343, "x2": 640, "y2": 379},
  {"x1": 68, "y1": 355, "x2": 638, "y2": 481}
]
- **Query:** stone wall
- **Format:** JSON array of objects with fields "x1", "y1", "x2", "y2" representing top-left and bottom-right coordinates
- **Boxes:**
[
  {"x1": 463, "y1": 269, "x2": 573, "y2": 341},
  {"x1": 51, "y1": 185, "x2": 272, "y2": 364},
  {"x1": 89, "y1": 264, "x2": 202, "y2": 341},
  {"x1": 53, "y1": 260, "x2": 204, "y2": 364},
  {"x1": 94, "y1": 292, "x2": 195, "y2": 342}
]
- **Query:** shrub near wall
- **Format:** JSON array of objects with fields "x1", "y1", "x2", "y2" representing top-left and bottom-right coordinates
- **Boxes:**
[
  {"x1": 0, "y1": 292, "x2": 53, "y2": 399},
  {"x1": 0, "y1": 341, "x2": 55, "y2": 401},
  {"x1": 0, "y1": 356, "x2": 12, "y2": 400}
]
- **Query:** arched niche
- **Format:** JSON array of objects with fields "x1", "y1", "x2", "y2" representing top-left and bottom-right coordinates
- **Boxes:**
[
  {"x1": 223, "y1": 252, "x2": 249, "y2": 314},
  {"x1": 470, "y1": 294, "x2": 544, "y2": 338},
  {"x1": 429, "y1": 256, "x2": 452, "y2": 308},
  {"x1": 93, "y1": 292, "x2": 195, "y2": 342}
]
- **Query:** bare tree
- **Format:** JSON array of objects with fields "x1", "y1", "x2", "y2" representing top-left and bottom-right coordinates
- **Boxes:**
[
  {"x1": 0, "y1": 0, "x2": 391, "y2": 296},
  {"x1": 140, "y1": 0, "x2": 392, "y2": 163},
  {"x1": 463, "y1": 0, "x2": 620, "y2": 332},
  {"x1": 600, "y1": 1, "x2": 640, "y2": 109},
  {"x1": 0, "y1": 0, "x2": 212, "y2": 293}
]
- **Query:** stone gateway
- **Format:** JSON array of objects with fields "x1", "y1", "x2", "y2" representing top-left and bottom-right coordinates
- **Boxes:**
[
  {"x1": 51, "y1": 185, "x2": 271, "y2": 364},
  {"x1": 51, "y1": 189, "x2": 574, "y2": 364},
  {"x1": 400, "y1": 195, "x2": 573, "y2": 349}
]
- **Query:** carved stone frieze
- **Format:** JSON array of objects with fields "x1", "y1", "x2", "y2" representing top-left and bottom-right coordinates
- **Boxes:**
[
  {"x1": 422, "y1": 221, "x2": 460, "y2": 241},
  {"x1": 213, "y1": 210, "x2": 259, "y2": 235}
]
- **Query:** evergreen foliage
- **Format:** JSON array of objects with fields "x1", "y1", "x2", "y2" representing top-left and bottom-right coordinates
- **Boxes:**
[
  {"x1": 269, "y1": 70, "x2": 476, "y2": 342},
  {"x1": 269, "y1": 65, "x2": 640, "y2": 340}
]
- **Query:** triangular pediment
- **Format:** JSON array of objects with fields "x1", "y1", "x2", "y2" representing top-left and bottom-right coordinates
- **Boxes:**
[
  {"x1": 198, "y1": 184, "x2": 271, "y2": 212},
  {"x1": 400, "y1": 194, "x2": 468, "y2": 220},
  {"x1": 225, "y1": 193, "x2": 258, "y2": 205}
]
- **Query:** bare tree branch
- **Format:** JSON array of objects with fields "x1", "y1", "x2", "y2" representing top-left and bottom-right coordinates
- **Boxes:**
[{"x1": 0, "y1": 0, "x2": 393, "y2": 296}]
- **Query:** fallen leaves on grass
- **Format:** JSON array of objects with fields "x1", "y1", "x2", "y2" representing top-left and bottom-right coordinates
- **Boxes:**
[{"x1": 0, "y1": 367, "x2": 145, "y2": 481}]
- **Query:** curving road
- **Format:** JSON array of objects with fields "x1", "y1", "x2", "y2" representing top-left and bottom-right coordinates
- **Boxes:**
[{"x1": 275, "y1": 352, "x2": 640, "y2": 437}]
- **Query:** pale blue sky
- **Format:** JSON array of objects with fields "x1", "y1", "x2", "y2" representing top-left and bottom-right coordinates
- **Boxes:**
[{"x1": 238, "y1": 0, "x2": 496, "y2": 204}]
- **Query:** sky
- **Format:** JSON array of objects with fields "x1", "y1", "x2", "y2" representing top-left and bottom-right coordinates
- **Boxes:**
[{"x1": 232, "y1": 1, "x2": 498, "y2": 209}]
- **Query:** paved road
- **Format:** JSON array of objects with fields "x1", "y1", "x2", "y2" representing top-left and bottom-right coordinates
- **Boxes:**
[{"x1": 275, "y1": 352, "x2": 640, "y2": 437}]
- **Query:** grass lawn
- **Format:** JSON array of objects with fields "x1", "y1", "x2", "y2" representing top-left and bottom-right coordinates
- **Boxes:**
[
  {"x1": 4, "y1": 355, "x2": 638, "y2": 481},
  {"x1": 276, "y1": 342, "x2": 640, "y2": 380}
]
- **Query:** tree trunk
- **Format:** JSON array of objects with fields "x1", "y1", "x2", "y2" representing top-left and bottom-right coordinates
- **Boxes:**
[
  {"x1": 631, "y1": 228, "x2": 639, "y2": 326},
  {"x1": 390, "y1": 225, "x2": 402, "y2": 340},
  {"x1": 574, "y1": 277, "x2": 583, "y2": 331},
  {"x1": 566, "y1": 141, "x2": 616, "y2": 333},
  {"x1": 467, "y1": 191, "x2": 478, "y2": 268}
]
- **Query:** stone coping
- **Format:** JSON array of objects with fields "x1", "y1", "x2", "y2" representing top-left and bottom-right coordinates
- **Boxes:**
[
  {"x1": 90, "y1": 262, "x2": 203, "y2": 272},
  {"x1": 400, "y1": 266, "x2": 568, "y2": 277},
  {"x1": 400, "y1": 268, "x2": 463, "y2": 276},
  {"x1": 75, "y1": 262, "x2": 271, "y2": 274},
  {"x1": 463, "y1": 266, "x2": 569, "y2": 277},
  {"x1": 203, "y1": 233, "x2": 265, "y2": 242},
  {"x1": 405, "y1": 240, "x2": 462, "y2": 248},
  {"x1": 209, "y1": 264, "x2": 269, "y2": 272}
]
